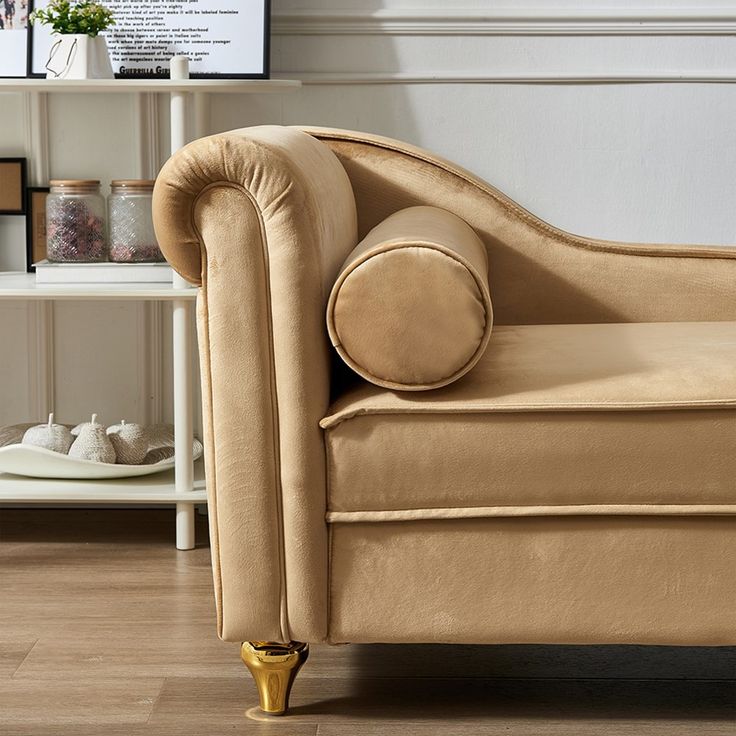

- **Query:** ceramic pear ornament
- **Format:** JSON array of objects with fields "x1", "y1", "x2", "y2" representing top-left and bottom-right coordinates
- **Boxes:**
[
  {"x1": 22, "y1": 413, "x2": 73, "y2": 454},
  {"x1": 106, "y1": 420, "x2": 147, "y2": 465},
  {"x1": 68, "y1": 414, "x2": 116, "y2": 464}
]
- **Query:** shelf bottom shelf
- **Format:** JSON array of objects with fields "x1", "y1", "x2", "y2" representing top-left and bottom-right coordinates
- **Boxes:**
[{"x1": 0, "y1": 459, "x2": 206, "y2": 504}]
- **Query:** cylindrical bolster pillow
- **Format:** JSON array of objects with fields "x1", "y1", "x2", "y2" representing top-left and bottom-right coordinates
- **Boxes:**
[{"x1": 327, "y1": 205, "x2": 493, "y2": 391}]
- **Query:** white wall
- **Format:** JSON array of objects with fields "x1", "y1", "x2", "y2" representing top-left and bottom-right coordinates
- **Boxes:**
[{"x1": 1, "y1": 1, "x2": 735, "y2": 425}]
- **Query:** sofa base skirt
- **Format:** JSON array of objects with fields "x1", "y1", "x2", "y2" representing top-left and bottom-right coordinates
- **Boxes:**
[{"x1": 327, "y1": 516, "x2": 736, "y2": 645}]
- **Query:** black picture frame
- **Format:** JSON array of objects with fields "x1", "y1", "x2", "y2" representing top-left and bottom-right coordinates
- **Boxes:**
[
  {"x1": 0, "y1": 158, "x2": 28, "y2": 215},
  {"x1": 27, "y1": 0, "x2": 39, "y2": 78},
  {"x1": 28, "y1": 0, "x2": 270, "y2": 79},
  {"x1": 25, "y1": 186, "x2": 50, "y2": 272}
]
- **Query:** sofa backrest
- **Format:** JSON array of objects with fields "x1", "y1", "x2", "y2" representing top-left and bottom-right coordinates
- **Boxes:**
[{"x1": 306, "y1": 126, "x2": 736, "y2": 325}]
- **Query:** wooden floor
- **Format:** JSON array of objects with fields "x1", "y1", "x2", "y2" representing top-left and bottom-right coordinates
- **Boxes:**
[{"x1": 1, "y1": 509, "x2": 735, "y2": 735}]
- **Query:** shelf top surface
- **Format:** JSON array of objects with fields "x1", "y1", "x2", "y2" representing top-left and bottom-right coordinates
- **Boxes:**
[
  {"x1": 0, "y1": 272, "x2": 198, "y2": 300},
  {"x1": 0, "y1": 459, "x2": 207, "y2": 502},
  {"x1": 0, "y1": 78, "x2": 301, "y2": 94}
]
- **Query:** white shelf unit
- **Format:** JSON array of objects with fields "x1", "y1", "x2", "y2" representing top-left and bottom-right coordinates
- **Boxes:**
[
  {"x1": 0, "y1": 77, "x2": 301, "y2": 549},
  {"x1": 0, "y1": 272, "x2": 189, "y2": 299},
  {"x1": 0, "y1": 460, "x2": 206, "y2": 504},
  {"x1": 0, "y1": 79, "x2": 300, "y2": 93}
]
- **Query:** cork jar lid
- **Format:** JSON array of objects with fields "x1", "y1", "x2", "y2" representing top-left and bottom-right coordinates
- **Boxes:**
[
  {"x1": 50, "y1": 179, "x2": 101, "y2": 187},
  {"x1": 111, "y1": 179, "x2": 156, "y2": 190}
]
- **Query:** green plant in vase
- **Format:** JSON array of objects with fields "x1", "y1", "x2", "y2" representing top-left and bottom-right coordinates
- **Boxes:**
[
  {"x1": 29, "y1": 0, "x2": 116, "y2": 79},
  {"x1": 30, "y1": 0, "x2": 115, "y2": 36}
]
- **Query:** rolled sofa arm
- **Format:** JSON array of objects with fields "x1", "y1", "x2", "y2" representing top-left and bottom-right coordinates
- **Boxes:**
[{"x1": 153, "y1": 126, "x2": 358, "y2": 642}]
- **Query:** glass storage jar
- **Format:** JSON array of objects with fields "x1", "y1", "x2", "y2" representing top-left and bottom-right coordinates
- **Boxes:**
[
  {"x1": 46, "y1": 180, "x2": 106, "y2": 262},
  {"x1": 108, "y1": 180, "x2": 163, "y2": 263}
]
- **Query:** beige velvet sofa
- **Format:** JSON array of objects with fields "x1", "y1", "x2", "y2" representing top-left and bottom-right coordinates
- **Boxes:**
[{"x1": 153, "y1": 125, "x2": 736, "y2": 715}]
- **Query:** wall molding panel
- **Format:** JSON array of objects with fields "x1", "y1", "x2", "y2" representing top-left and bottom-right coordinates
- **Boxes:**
[
  {"x1": 22, "y1": 92, "x2": 54, "y2": 422},
  {"x1": 273, "y1": 7, "x2": 736, "y2": 82},
  {"x1": 137, "y1": 302, "x2": 164, "y2": 425},
  {"x1": 273, "y1": 8, "x2": 736, "y2": 37},
  {"x1": 291, "y1": 72, "x2": 736, "y2": 85},
  {"x1": 23, "y1": 92, "x2": 50, "y2": 186},
  {"x1": 135, "y1": 92, "x2": 162, "y2": 182},
  {"x1": 25, "y1": 303, "x2": 55, "y2": 422},
  {"x1": 135, "y1": 92, "x2": 166, "y2": 425}
]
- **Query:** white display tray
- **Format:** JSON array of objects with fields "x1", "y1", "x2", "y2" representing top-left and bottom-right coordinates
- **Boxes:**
[
  {"x1": 34, "y1": 261, "x2": 173, "y2": 284},
  {"x1": 0, "y1": 443, "x2": 203, "y2": 480}
]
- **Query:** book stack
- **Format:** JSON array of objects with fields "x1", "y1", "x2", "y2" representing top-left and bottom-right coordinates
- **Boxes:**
[{"x1": 34, "y1": 261, "x2": 173, "y2": 284}]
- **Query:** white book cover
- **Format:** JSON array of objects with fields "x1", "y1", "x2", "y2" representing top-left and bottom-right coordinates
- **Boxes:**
[{"x1": 35, "y1": 261, "x2": 173, "y2": 284}]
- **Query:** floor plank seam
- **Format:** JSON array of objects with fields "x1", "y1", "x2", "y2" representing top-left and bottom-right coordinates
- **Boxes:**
[
  {"x1": 144, "y1": 677, "x2": 168, "y2": 724},
  {"x1": 9, "y1": 639, "x2": 39, "y2": 679}
]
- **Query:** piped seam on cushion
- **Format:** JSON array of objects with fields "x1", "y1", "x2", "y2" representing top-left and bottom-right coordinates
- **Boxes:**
[
  {"x1": 320, "y1": 400, "x2": 736, "y2": 429},
  {"x1": 326, "y1": 504, "x2": 736, "y2": 523}
]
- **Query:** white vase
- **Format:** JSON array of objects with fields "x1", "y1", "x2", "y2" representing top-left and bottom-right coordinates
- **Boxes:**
[{"x1": 45, "y1": 34, "x2": 114, "y2": 80}]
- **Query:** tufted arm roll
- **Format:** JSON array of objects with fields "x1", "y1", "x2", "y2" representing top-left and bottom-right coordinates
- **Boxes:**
[{"x1": 153, "y1": 126, "x2": 358, "y2": 642}]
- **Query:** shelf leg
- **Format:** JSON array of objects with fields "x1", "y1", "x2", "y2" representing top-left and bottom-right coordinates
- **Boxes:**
[
  {"x1": 176, "y1": 503, "x2": 196, "y2": 550},
  {"x1": 173, "y1": 281, "x2": 195, "y2": 550},
  {"x1": 170, "y1": 56, "x2": 197, "y2": 550},
  {"x1": 170, "y1": 57, "x2": 191, "y2": 154},
  {"x1": 193, "y1": 92, "x2": 210, "y2": 140}
]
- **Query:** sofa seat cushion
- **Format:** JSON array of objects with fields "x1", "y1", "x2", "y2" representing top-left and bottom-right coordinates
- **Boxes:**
[{"x1": 321, "y1": 322, "x2": 736, "y2": 519}]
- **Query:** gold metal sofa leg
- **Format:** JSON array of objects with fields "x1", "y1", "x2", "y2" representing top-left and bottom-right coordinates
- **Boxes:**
[{"x1": 240, "y1": 641, "x2": 309, "y2": 715}]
